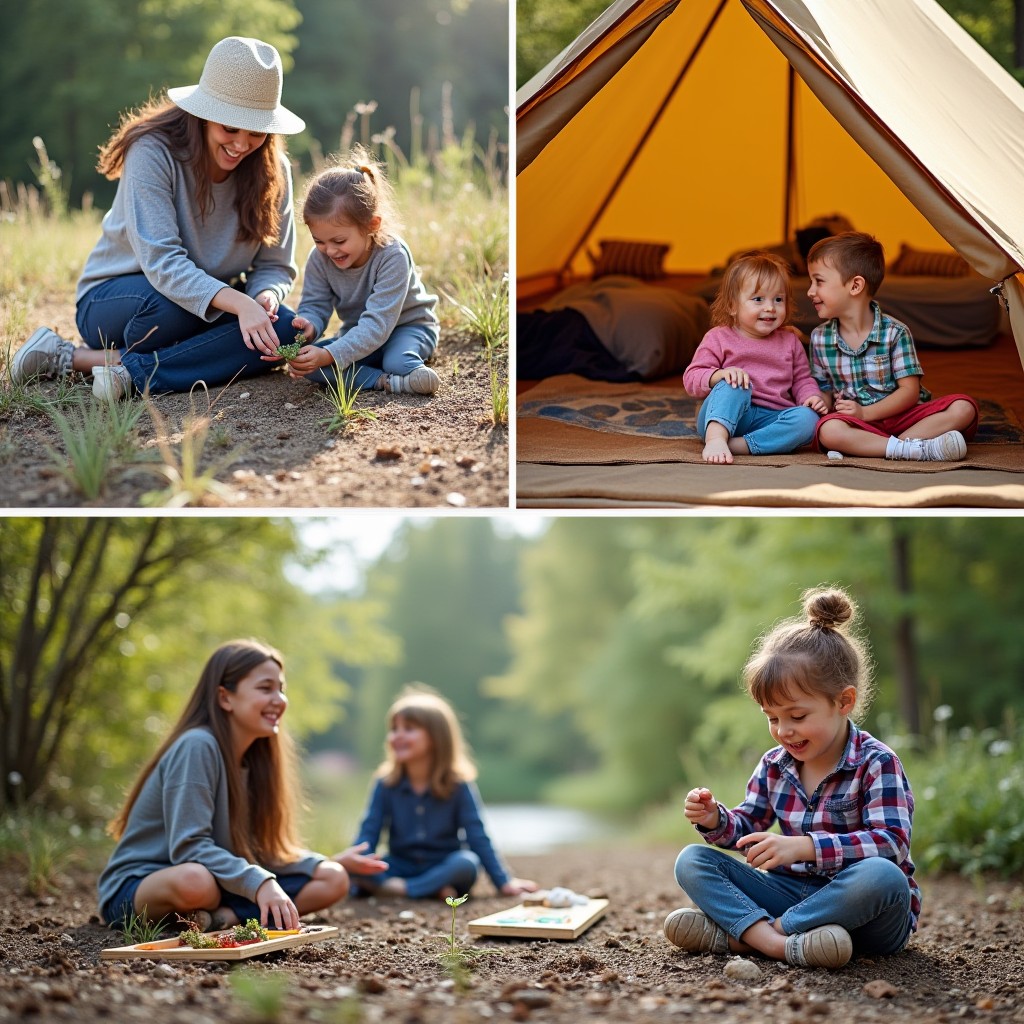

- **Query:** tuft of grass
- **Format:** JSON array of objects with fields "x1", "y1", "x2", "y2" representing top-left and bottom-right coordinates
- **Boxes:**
[
  {"x1": 119, "y1": 908, "x2": 169, "y2": 946},
  {"x1": 489, "y1": 361, "x2": 509, "y2": 427},
  {"x1": 442, "y1": 274, "x2": 509, "y2": 354},
  {"x1": 320, "y1": 366, "x2": 376, "y2": 433},
  {"x1": 46, "y1": 394, "x2": 146, "y2": 499},
  {"x1": 0, "y1": 811, "x2": 73, "y2": 896},
  {"x1": 229, "y1": 967, "x2": 293, "y2": 1023},
  {"x1": 140, "y1": 382, "x2": 241, "y2": 507}
]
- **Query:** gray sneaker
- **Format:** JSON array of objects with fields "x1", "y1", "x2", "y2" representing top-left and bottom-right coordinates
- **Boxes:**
[
  {"x1": 663, "y1": 908, "x2": 730, "y2": 954},
  {"x1": 11, "y1": 327, "x2": 75, "y2": 383},
  {"x1": 784, "y1": 924, "x2": 853, "y2": 969},
  {"x1": 91, "y1": 364, "x2": 134, "y2": 401},
  {"x1": 887, "y1": 430, "x2": 967, "y2": 462},
  {"x1": 387, "y1": 366, "x2": 440, "y2": 395}
]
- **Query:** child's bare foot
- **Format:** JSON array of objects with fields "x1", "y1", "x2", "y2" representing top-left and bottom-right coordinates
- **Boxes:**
[
  {"x1": 378, "y1": 877, "x2": 408, "y2": 897},
  {"x1": 702, "y1": 437, "x2": 733, "y2": 464}
]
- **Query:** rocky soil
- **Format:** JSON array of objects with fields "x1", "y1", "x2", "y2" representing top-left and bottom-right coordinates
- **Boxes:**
[{"x1": 2, "y1": 843, "x2": 1022, "y2": 1024}]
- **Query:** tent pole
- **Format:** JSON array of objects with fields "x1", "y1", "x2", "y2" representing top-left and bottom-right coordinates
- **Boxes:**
[
  {"x1": 784, "y1": 62, "x2": 796, "y2": 242},
  {"x1": 559, "y1": 0, "x2": 730, "y2": 278}
]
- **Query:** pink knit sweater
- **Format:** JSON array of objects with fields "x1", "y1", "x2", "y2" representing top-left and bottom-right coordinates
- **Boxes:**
[{"x1": 682, "y1": 325, "x2": 820, "y2": 411}]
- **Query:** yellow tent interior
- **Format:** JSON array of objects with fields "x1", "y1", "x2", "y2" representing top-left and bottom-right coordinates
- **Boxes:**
[{"x1": 515, "y1": 0, "x2": 1024, "y2": 373}]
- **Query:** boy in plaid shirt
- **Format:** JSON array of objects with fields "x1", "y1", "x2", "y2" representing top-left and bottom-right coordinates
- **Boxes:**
[
  {"x1": 666, "y1": 587, "x2": 919, "y2": 970},
  {"x1": 806, "y1": 232, "x2": 977, "y2": 460}
]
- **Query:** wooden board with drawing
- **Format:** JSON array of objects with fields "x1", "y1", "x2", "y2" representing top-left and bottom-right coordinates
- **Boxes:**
[
  {"x1": 100, "y1": 924, "x2": 339, "y2": 962},
  {"x1": 467, "y1": 899, "x2": 609, "y2": 940}
]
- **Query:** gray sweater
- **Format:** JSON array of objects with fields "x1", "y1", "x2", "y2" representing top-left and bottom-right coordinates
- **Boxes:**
[
  {"x1": 297, "y1": 235, "x2": 438, "y2": 368},
  {"x1": 96, "y1": 727, "x2": 322, "y2": 921},
  {"x1": 77, "y1": 134, "x2": 298, "y2": 321}
]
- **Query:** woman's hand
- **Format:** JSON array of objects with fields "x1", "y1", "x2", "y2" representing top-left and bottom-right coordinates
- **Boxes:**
[
  {"x1": 333, "y1": 842, "x2": 389, "y2": 876},
  {"x1": 254, "y1": 290, "x2": 280, "y2": 322},
  {"x1": 735, "y1": 832, "x2": 814, "y2": 871},
  {"x1": 501, "y1": 877, "x2": 539, "y2": 896},
  {"x1": 255, "y1": 877, "x2": 300, "y2": 930},
  {"x1": 683, "y1": 787, "x2": 720, "y2": 829}
]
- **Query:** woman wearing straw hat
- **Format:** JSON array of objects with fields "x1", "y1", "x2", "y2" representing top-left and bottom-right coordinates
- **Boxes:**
[{"x1": 12, "y1": 36, "x2": 305, "y2": 399}]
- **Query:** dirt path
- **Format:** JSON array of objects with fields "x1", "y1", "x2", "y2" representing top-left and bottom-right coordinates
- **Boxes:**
[
  {"x1": 2, "y1": 843, "x2": 1021, "y2": 1023},
  {"x1": 1, "y1": 303, "x2": 508, "y2": 508}
]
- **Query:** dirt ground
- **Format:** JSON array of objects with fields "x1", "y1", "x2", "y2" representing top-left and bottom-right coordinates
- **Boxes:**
[
  {"x1": 2, "y1": 843, "x2": 1021, "y2": 1024},
  {"x1": 0, "y1": 300, "x2": 508, "y2": 509}
]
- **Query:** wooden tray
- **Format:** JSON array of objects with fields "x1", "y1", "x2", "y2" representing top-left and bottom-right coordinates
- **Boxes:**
[
  {"x1": 100, "y1": 924, "x2": 339, "y2": 961},
  {"x1": 468, "y1": 898, "x2": 608, "y2": 940}
]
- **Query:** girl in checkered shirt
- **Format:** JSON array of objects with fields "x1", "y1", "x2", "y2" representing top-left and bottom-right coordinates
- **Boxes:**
[{"x1": 665, "y1": 586, "x2": 919, "y2": 969}]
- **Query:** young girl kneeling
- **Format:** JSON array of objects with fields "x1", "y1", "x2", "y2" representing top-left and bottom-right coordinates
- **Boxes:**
[
  {"x1": 683, "y1": 251, "x2": 827, "y2": 464},
  {"x1": 281, "y1": 146, "x2": 440, "y2": 396},
  {"x1": 98, "y1": 639, "x2": 349, "y2": 931},
  {"x1": 342, "y1": 687, "x2": 538, "y2": 900},
  {"x1": 667, "y1": 587, "x2": 919, "y2": 969}
]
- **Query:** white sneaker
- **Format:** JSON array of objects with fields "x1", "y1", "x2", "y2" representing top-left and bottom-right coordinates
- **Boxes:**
[
  {"x1": 11, "y1": 327, "x2": 75, "y2": 383},
  {"x1": 886, "y1": 430, "x2": 966, "y2": 462},
  {"x1": 387, "y1": 366, "x2": 440, "y2": 395},
  {"x1": 91, "y1": 364, "x2": 133, "y2": 401}
]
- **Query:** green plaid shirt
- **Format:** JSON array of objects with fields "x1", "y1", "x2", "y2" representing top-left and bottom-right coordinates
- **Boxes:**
[{"x1": 810, "y1": 301, "x2": 930, "y2": 406}]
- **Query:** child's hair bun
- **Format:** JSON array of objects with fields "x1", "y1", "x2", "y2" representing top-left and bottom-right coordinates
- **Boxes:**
[{"x1": 802, "y1": 587, "x2": 854, "y2": 630}]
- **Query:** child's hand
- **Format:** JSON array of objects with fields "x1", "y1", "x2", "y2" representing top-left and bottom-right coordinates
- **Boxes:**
[
  {"x1": 834, "y1": 396, "x2": 865, "y2": 418},
  {"x1": 255, "y1": 877, "x2": 300, "y2": 930},
  {"x1": 283, "y1": 345, "x2": 335, "y2": 378},
  {"x1": 735, "y1": 832, "x2": 814, "y2": 870},
  {"x1": 683, "y1": 787, "x2": 720, "y2": 829},
  {"x1": 333, "y1": 842, "x2": 389, "y2": 876},
  {"x1": 804, "y1": 393, "x2": 829, "y2": 415},
  {"x1": 291, "y1": 316, "x2": 317, "y2": 342},
  {"x1": 715, "y1": 367, "x2": 750, "y2": 389},
  {"x1": 501, "y1": 877, "x2": 539, "y2": 896}
]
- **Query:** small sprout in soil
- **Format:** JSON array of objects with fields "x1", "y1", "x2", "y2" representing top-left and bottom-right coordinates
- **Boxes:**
[{"x1": 437, "y1": 893, "x2": 498, "y2": 987}]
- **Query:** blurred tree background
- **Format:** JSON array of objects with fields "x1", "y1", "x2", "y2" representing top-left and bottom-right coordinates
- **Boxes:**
[
  {"x1": 4, "y1": 516, "x2": 1023, "y2": 836},
  {"x1": 516, "y1": 0, "x2": 1024, "y2": 88},
  {"x1": 0, "y1": 0, "x2": 508, "y2": 209}
]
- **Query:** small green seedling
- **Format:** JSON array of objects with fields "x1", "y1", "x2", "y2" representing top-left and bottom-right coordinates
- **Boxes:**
[
  {"x1": 436, "y1": 893, "x2": 498, "y2": 989},
  {"x1": 276, "y1": 334, "x2": 305, "y2": 361}
]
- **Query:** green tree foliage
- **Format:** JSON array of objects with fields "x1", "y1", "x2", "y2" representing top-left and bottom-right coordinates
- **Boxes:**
[
  {"x1": 0, "y1": 518, "x2": 389, "y2": 817},
  {"x1": 515, "y1": 0, "x2": 610, "y2": 87},
  {"x1": 0, "y1": 0, "x2": 301, "y2": 208},
  {"x1": 348, "y1": 518, "x2": 528, "y2": 797},
  {"x1": 937, "y1": 0, "x2": 1024, "y2": 80},
  {"x1": 490, "y1": 517, "x2": 1024, "y2": 811}
]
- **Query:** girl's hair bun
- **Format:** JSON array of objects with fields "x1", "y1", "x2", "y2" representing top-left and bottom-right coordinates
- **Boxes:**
[{"x1": 803, "y1": 587, "x2": 853, "y2": 630}]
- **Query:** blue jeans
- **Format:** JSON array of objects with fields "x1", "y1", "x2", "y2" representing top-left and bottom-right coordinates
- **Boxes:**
[
  {"x1": 675, "y1": 844, "x2": 913, "y2": 956},
  {"x1": 349, "y1": 849, "x2": 480, "y2": 900},
  {"x1": 307, "y1": 322, "x2": 439, "y2": 392},
  {"x1": 76, "y1": 274, "x2": 298, "y2": 394},
  {"x1": 697, "y1": 380, "x2": 819, "y2": 454}
]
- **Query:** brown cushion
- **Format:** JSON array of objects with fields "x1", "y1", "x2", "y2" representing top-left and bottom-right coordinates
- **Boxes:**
[
  {"x1": 889, "y1": 244, "x2": 971, "y2": 277},
  {"x1": 590, "y1": 239, "x2": 670, "y2": 280}
]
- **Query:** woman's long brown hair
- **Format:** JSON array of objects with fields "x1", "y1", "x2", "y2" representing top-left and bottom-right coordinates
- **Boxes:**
[
  {"x1": 108, "y1": 639, "x2": 303, "y2": 867},
  {"x1": 96, "y1": 98, "x2": 285, "y2": 246}
]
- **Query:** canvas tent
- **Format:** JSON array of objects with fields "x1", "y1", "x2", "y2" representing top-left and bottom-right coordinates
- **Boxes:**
[{"x1": 516, "y1": 0, "x2": 1024, "y2": 363}]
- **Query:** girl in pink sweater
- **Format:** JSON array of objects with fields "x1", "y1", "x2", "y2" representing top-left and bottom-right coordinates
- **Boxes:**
[{"x1": 684, "y1": 252, "x2": 827, "y2": 464}]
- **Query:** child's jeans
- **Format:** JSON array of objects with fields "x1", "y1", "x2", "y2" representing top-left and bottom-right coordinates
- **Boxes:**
[
  {"x1": 675, "y1": 844, "x2": 913, "y2": 956},
  {"x1": 349, "y1": 849, "x2": 480, "y2": 900},
  {"x1": 309, "y1": 322, "x2": 439, "y2": 392},
  {"x1": 77, "y1": 274, "x2": 298, "y2": 394},
  {"x1": 697, "y1": 380, "x2": 819, "y2": 454}
]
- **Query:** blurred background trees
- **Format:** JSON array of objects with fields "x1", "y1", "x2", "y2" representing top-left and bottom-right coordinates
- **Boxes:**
[{"x1": 1, "y1": 0, "x2": 508, "y2": 208}]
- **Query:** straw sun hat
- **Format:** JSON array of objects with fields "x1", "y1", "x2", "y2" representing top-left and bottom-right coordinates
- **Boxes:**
[{"x1": 168, "y1": 36, "x2": 305, "y2": 135}]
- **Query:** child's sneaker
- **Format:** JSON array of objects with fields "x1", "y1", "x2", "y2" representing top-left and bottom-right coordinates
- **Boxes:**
[
  {"x1": 885, "y1": 430, "x2": 966, "y2": 462},
  {"x1": 784, "y1": 924, "x2": 853, "y2": 969},
  {"x1": 386, "y1": 366, "x2": 440, "y2": 395},
  {"x1": 11, "y1": 327, "x2": 75, "y2": 383},
  {"x1": 91, "y1": 364, "x2": 134, "y2": 401},
  {"x1": 663, "y1": 908, "x2": 730, "y2": 954}
]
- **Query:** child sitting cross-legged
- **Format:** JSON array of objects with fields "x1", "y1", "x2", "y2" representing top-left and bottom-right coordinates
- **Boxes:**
[{"x1": 807, "y1": 232, "x2": 978, "y2": 461}]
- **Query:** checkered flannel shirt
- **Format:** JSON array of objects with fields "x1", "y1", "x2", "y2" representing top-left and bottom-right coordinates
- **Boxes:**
[
  {"x1": 699, "y1": 723, "x2": 921, "y2": 930},
  {"x1": 811, "y1": 301, "x2": 931, "y2": 406}
]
